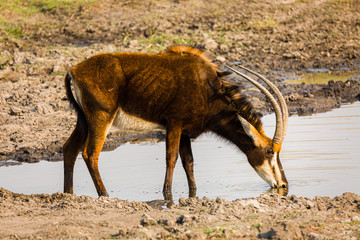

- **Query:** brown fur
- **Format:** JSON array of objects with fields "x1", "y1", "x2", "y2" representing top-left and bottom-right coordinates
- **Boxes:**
[
  {"x1": 63, "y1": 45, "x2": 287, "y2": 198},
  {"x1": 162, "y1": 45, "x2": 217, "y2": 68}
]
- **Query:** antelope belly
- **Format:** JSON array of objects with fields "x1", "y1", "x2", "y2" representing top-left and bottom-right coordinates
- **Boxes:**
[{"x1": 110, "y1": 108, "x2": 163, "y2": 131}]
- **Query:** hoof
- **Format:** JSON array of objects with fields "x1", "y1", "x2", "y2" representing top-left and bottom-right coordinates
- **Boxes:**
[
  {"x1": 99, "y1": 191, "x2": 109, "y2": 197},
  {"x1": 163, "y1": 191, "x2": 173, "y2": 201}
]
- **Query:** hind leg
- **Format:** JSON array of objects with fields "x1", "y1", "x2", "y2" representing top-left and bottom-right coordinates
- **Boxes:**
[
  {"x1": 63, "y1": 118, "x2": 87, "y2": 194},
  {"x1": 163, "y1": 123, "x2": 182, "y2": 200},
  {"x1": 82, "y1": 114, "x2": 114, "y2": 197}
]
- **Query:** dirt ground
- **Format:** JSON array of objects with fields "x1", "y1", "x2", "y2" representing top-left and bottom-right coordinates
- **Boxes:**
[
  {"x1": 1, "y1": 0, "x2": 360, "y2": 239},
  {"x1": 1, "y1": 188, "x2": 359, "y2": 239}
]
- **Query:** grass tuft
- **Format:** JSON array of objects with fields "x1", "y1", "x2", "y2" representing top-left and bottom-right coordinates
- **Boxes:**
[{"x1": 0, "y1": 0, "x2": 95, "y2": 16}]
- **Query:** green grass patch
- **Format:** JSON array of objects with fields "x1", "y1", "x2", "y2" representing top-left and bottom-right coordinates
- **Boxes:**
[
  {"x1": 1, "y1": 21, "x2": 25, "y2": 39},
  {"x1": 345, "y1": 220, "x2": 360, "y2": 225},
  {"x1": 247, "y1": 18, "x2": 279, "y2": 31},
  {"x1": 203, "y1": 227, "x2": 217, "y2": 235},
  {"x1": 0, "y1": 0, "x2": 96, "y2": 41},
  {"x1": 0, "y1": 0, "x2": 95, "y2": 16},
  {"x1": 251, "y1": 223, "x2": 262, "y2": 231},
  {"x1": 138, "y1": 33, "x2": 197, "y2": 53},
  {"x1": 285, "y1": 70, "x2": 360, "y2": 84},
  {"x1": 202, "y1": 226, "x2": 231, "y2": 238},
  {"x1": 328, "y1": 0, "x2": 356, "y2": 5},
  {"x1": 52, "y1": 71, "x2": 66, "y2": 76}
]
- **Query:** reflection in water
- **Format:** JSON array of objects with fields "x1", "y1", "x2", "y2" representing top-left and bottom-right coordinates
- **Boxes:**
[
  {"x1": 0, "y1": 102, "x2": 359, "y2": 201},
  {"x1": 266, "y1": 187, "x2": 288, "y2": 196}
]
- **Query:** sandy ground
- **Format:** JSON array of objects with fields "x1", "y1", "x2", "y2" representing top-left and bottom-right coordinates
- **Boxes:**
[
  {"x1": 1, "y1": 188, "x2": 359, "y2": 239},
  {"x1": 0, "y1": 0, "x2": 360, "y2": 239}
]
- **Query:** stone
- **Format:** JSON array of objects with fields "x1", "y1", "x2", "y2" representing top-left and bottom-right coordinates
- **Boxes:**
[
  {"x1": 205, "y1": 39, "x2": 218, "y2": 50},
  {"x1": 176, "y1": 214, "x2": 192, "y2": 224},
  {"x1": 9, "y1": 106, "x2": 23, "y2": 116},
  {"x1": 216, "y1": 56, "x2": 226, "y2": 62},
  {"x1": 140, "y1": 214, "x2": 157, "y2": 227},
  {"x1": 35, "y1": 103, "x2": 54, "y2": 115},
  {"x1": 128, "y1": 40, "x2": 138, "y2": 49},
  {"x1": 220, "y1": 44, "x2": 229, "y2": 52},
  {"x1": 259, "y1": 221, "x2": 302, "y2": 240}
]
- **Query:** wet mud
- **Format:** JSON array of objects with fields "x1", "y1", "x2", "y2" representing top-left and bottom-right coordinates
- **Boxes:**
[{"x1": 1, "y1": 188, "x2": 359, "y2": 239}]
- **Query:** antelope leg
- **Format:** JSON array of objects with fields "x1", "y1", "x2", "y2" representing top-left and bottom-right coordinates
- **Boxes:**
[
  {"x1": 63, "y1": 117, "x2": 87, "y2": 194},
  {"x1": 163, "y1": 123, "x2": 182, "y2": 200},
  {"x1": 179, "y1": 134, "x2": 197, "y2": 198},
  {"x1": 82, "y1": 114, "x2": 112, "y2": 197}
]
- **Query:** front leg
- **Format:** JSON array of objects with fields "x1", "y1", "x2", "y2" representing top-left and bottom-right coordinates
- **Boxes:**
[
  {"x1": 179, "y1": 134, "x2": 197, "y2": 197},
  {"x1": 163, "y1": 122, "x2": 182, "y2": 200}
]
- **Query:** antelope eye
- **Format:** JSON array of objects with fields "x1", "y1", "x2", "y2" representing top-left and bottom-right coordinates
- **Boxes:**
[{"x1": 266, "y1": 148, "x2": 274, "y2": 156}]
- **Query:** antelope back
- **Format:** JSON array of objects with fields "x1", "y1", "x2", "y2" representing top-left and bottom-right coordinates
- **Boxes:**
[{"x1": 69, "y1": 46, "x2": 222, "y2": 136}]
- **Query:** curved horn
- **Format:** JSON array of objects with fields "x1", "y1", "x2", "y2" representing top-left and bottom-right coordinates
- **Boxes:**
[
  {"x1": 225, "y1": 65, "x2": 283, "y2": 144},
  {"x1": 236, "y1": 65, "x2": 288, "y2": 142}
]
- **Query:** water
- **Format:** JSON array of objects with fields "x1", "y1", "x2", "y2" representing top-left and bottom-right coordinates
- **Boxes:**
[
  {"x1": 1, "y1": 102, "x2": 359, "y2": 201},
  {"x1": 284, "y1": 69, "x2": 360, "y2": 84}
]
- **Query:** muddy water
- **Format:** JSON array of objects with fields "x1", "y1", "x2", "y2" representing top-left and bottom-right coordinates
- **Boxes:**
[
  {"x1": 284, "y1": 69, "x2": 360, "y2": 84},
  {"x1": 1, "y1": 102, "x2": 359, "y2": 201}
]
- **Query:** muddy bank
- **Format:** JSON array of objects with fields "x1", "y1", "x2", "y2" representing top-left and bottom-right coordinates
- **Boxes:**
[{"x1": 0, "y1": 188, "x2": 359, "y2": 239}]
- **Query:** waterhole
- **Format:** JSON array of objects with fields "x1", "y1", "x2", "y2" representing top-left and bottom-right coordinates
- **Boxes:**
[
  {"x1": 1, "y1": 102, "x2": 359, "y2": 201},
  {"x1": 284, "y1": 68, "x2": 360, "y2": 84}
]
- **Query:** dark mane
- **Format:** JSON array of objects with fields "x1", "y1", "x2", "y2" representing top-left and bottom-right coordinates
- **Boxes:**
[
  {"x1": 220, "y1": 80, "x2": 264, "y2": 135},
  {"x1": 163, "y1": 46, "x2": 263, "y2": 134}
]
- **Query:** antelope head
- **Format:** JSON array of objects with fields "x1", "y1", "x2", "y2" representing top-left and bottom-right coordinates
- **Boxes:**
[{"x1": 226, "y1": 65, "x2": 289, "y2": 189}]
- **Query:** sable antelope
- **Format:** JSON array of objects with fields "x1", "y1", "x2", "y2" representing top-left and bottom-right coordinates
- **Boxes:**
[{"x1": 63, "y1": 45, "x2": 288, "y2": 198}]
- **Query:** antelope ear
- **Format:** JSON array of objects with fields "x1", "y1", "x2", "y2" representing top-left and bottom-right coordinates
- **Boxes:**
[
  {"x1": 237, "y1": 114, "x2": 265, "y2": 147},
  {"x1": 217, "y1": 70, "x2": 233, "y2": 77}
]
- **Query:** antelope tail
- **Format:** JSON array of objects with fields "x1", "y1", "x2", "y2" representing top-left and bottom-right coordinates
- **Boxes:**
[{"x1": 64, "y1": 72, "x2": 88, "y2": 138}]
